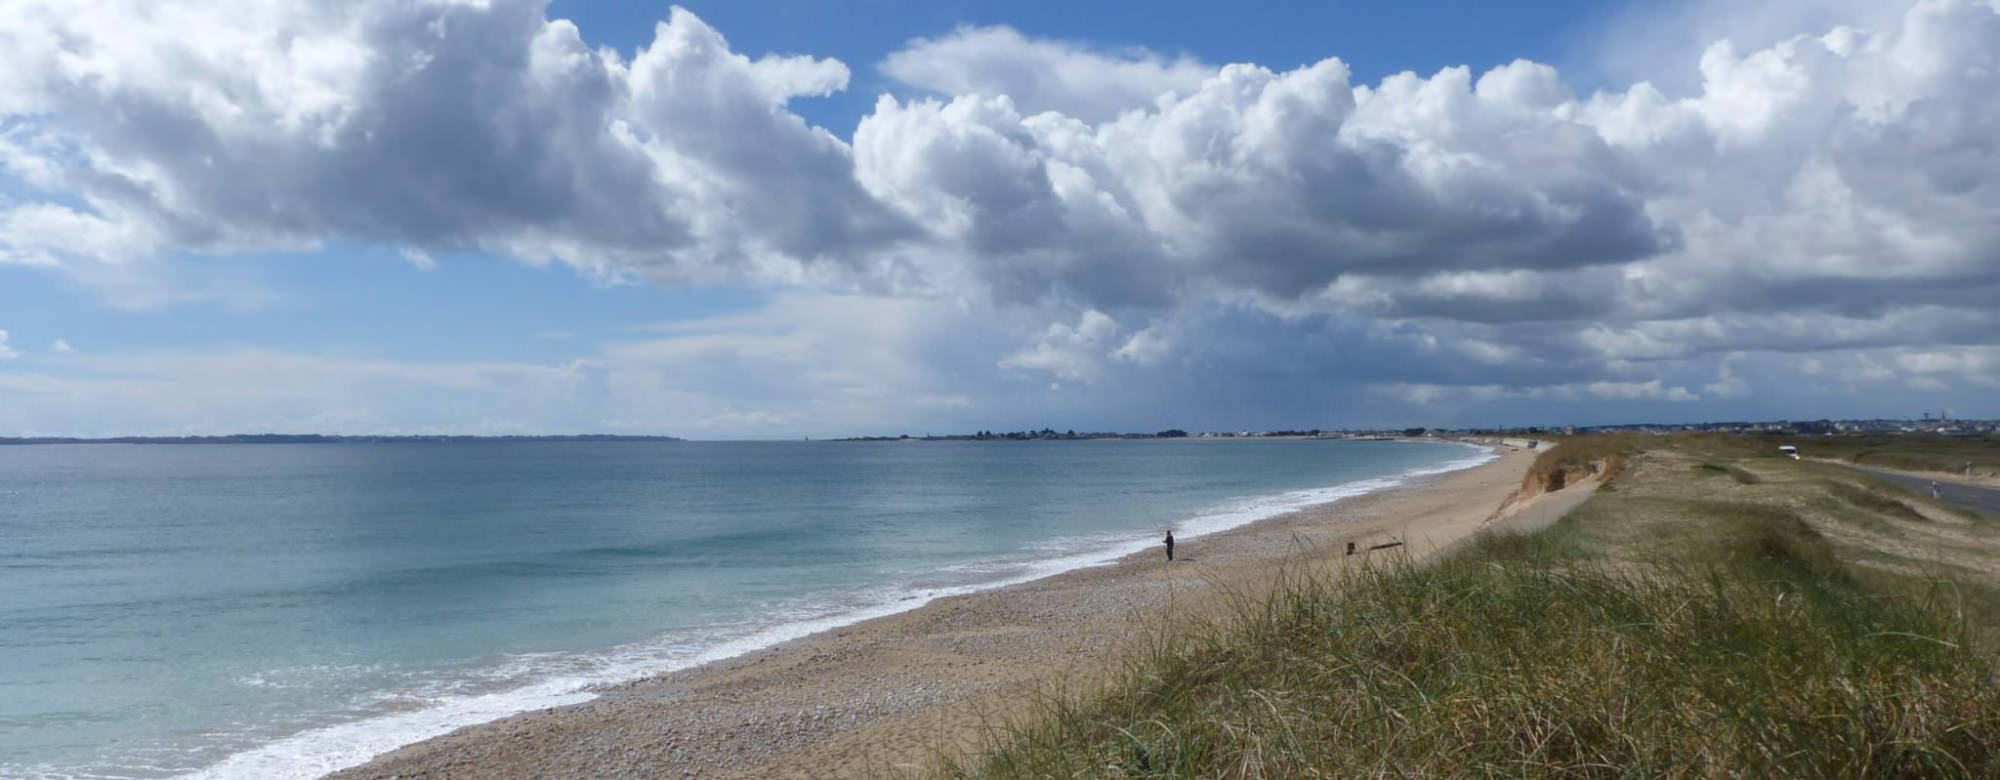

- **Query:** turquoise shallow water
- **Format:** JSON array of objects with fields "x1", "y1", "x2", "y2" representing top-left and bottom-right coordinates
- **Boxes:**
[{"x1": 0, "y1": 438, "x2": 1485, "y2": 779}]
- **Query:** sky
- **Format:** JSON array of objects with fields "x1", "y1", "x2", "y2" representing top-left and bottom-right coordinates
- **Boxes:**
[{"x1": 0, "y1": 0, "x2": 1996, "y2": 439}]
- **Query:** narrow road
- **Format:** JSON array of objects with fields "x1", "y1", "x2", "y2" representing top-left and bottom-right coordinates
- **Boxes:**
[{"x1": 1847, "y1": 466, "x2": 2000, "y2": 518}]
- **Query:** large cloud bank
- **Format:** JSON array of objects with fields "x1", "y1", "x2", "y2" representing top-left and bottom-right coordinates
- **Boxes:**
[{"x1": 2, "y1": 0, "x2": 1997, "y2": 433}]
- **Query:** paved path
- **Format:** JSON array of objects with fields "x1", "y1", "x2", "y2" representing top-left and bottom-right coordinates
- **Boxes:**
[{"x1": 1847, "y1": 466, "x2": 2000, "y2": 518}]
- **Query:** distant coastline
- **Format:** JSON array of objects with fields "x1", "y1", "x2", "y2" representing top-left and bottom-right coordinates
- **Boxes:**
[
  {"x1": 834, "y1": 428, "x2": 1191, "y2": 442},
  {"x1": 0, "y1": 434, "x2": 684, "y2": 446},
  {"x1": 10, "y1": 415, "x2": 1988, "y2": 446},
  {"x1": 832, "y1": 429, "x2": 1460, "y2": 442}
]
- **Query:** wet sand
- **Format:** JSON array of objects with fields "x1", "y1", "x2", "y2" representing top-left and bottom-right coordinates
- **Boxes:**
[{"x1": 332, "y1": 444, "x2": 1551, "y2": 779}]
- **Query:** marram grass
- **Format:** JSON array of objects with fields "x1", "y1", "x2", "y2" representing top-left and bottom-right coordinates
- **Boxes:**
[{"x1": 934, "y1": 510, "x2": 2000, "y2": 778}]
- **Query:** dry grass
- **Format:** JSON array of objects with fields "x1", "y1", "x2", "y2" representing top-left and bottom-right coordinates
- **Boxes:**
[
  {"x1": 934, "y1": 528, "x2": 1999, "y2": 778},
  {"x1": 931, "y1": 436, "x2": 2000, "y2": 779},
  {"x1": 1770, "y1": 434, "x2": 2000, "y2": 480},
  {"x1": 1526, "y1": 434, "x2": 1640, "y2": 491},
  {"x1": 1695, "y1": 461, "x2": 1761, "y2": 484},
  {"x1": 1825, "y1": 480, "x2": 1929, "y2": 523}
]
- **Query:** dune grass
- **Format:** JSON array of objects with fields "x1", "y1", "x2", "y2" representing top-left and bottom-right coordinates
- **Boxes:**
[
  {"x1": 1695, "y1": 461, "x2": 1761, "y2": 484},
  {"x1": 1823, "y1": 479, "x2": 1930, "y2": 523},
  {"x1": 932, "y1": 439, "x2": 2000, "y2": 779},
  {"x1": 1531, "y1": 434, "x2": 1638, "y2": 479},
  {"x1": 1770, "y1": 433, "x2": 2000, "y2": 480},
  {"x1": 1524, "y1": 434, "x2": 1638, "y2": 492}
]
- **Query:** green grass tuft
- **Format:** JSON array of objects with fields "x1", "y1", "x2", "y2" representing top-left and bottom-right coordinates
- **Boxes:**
[
  {"x1": 1768, "y1": 434, "x2": 1999, "y2": 480},
  {"x1": 1825, "y1": 480, "x2": 1930, "y2": 523},
  {"x1": 1695, "y1": 461, "x2": 1761, "y2": 484},
  {"x1": 935, "y1": 447, "x2": 2000, "y2": 779}
]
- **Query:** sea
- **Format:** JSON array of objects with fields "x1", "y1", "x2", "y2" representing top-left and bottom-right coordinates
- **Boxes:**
[{"x1": 0, "y1": 437, "x2": 1489, "y2": 779}]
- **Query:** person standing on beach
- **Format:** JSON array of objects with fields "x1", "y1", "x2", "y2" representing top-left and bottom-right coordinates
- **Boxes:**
[{"x1": 1164, "y1": 531, "x2": 1175, "y2": 562}]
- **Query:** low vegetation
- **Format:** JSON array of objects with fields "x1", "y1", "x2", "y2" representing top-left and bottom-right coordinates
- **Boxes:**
[
  {"x1": 1695, "y1": 461, "x2": 1760, "y2": 484},
  {"x1": 935, "y1": 436, "x2": 2000, "y2": 778},
  {"x1": 1772, "y1": 433, "x2": 2000, "y2": 480},
  {"x1": 1824, "y1": 479, "x2": 1928, "y2": 523},
  {"x1": 1524, "y1": 434, "x2": 1638, "y2": 492}
]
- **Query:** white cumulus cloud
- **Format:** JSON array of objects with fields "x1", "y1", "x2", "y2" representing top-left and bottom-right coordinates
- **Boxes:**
[
  {"x1": 999, "y1": 310, "x2": 1124, "y2": 384},
  {"x1": 3, "y1": 0, "x2": 1999, "y2": 433},
  {"x1": 0, "y1": 1, "x2": 910, "y2": 300},
  {"x1": 880, "y1": 25, "x2": 1214, "y2": 122}
]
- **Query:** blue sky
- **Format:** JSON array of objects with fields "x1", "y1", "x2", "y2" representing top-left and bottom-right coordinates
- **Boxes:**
[
  {"x1": 9, "y1": 0, "x2": 1622, "y2": 355},
  {"x1": 1, "y1": 0, "x2": 1996, "y2": 437},
  {"x1": 549, "y1": 0, "x2": 1624, "y2": 123}
]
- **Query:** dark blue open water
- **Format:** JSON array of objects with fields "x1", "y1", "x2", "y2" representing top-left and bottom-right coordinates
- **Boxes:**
[{"x1": 0, "y1": 438, "x2": 1486, "y2": 778}]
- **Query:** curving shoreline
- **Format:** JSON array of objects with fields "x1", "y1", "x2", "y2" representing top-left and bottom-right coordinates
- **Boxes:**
[{"x1": 327, "y1": 442, "x2": 1543, "y2": 779}]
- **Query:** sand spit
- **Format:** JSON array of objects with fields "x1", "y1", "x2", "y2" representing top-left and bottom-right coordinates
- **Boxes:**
[{"x1": 332, "y1": 445, "x2": 1552, "y2": 779}]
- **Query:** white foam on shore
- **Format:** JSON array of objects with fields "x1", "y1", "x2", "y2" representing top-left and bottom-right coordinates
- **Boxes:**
[
  {"x1": 992, "y1": 440, "x2": 1496, "y2": 582},
  {"x1": 175, "y1": 441, "x2": 1497, "y2": 780}
]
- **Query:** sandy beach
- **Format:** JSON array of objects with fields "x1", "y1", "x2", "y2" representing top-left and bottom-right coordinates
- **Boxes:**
[{"x1": 331, "y1": 444, "x2": 1570, "y2": 779}]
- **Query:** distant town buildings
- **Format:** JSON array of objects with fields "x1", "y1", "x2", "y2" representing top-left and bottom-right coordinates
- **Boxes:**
[
  {"x1": 1182, "y1": 418, "x2": 1994, "y2": 439},
  {"x1": 830, "y1": 417, "x2": 1996, "y2": 443},
  {"x1": 1348, "y1": 417, "x2": 1998, "y2": 439}
]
